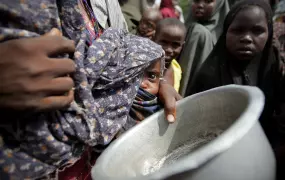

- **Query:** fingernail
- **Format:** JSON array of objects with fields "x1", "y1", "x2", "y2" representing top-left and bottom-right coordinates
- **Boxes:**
[
  {"x1": 49, "y1": 28, "x2": 59, "y2": 36},
  {"x1": 167, "y1": 114, "x2": 175, "y2": 123}
]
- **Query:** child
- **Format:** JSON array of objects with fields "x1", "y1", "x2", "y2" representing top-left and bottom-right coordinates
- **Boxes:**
[
  {"x1": 137, "y1": 8, "x2": 163, "y2": 40},
  {"x1": 121, "y1": 57, "x2": 165, "y2": 132},
  {"x1": 154, "y1": 18, "x2": 186, "y2": 92},
  {"x1": 0, "y1": 27, "x2": 165, "y2": 179},
  {"x1": 188, "y1": 1, "x2": 285, "y2": 177},
  {"x1": 178, "y1": 0, "x2": 229, "y2": 96}
]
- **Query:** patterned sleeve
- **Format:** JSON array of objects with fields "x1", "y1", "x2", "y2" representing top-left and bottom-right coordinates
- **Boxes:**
[{"x1": 0, "y1": 0, "x2": 164, "y2": 179}]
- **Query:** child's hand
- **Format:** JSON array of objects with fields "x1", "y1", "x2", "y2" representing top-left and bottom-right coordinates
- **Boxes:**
[
  {"x1": 0, "y1": 28, "x2": 76, "y2": 111},
  {"x1": 158, "y1": 81, "x2": 182, "y2": 123},
  {"x1": 147, "y1": 31, "x2": 156, "y2": 39}
]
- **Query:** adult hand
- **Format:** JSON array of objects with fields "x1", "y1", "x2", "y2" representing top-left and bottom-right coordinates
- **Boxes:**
[
  {"x1": 158, "y1": 81, "x2": 182, "y2": 123},
  {"x1": 0, "y1": 28, "x2": 76, "y2": 111}
]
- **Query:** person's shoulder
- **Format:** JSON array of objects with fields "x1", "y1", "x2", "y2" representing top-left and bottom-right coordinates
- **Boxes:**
[
  {"x1": 191, "y1": 23, "x2": 211, "y2": 34},
  {"x1": 171, "y1": 59, "x2": 181, "y2": 69},
  {"x1": 189, "y1": 55, "x2": 221, "y2": 94},
  {"x1": 196, "y1": 55, "x2": 220, "y2": 77},
  {"x1": 171, "y1": 59, "x2": 182, "y2": 74},
  {"x1": 190, "y1": 23, "x2": 213, "y2": 42}
]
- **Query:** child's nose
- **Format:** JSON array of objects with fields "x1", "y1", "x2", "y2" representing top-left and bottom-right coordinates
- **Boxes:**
[
  {"x1": 240, "y1": 34, "x2": 253, "y2": 44},
  {"x1": 165, "y1": 46, "x2": 173, "y2": 53},
  {"x1": 140, "y1": 80, "x2": 149, "y2": 89},
  {"x1": 197, "y1": 2, "x2": 205, "y2": 8}
]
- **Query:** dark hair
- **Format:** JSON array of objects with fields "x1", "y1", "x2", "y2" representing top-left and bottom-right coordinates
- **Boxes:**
[
  {"x1": 156, "y1": 18, "x2": 186, "y2": 36},
  {"x1": 204, "y1": 0, "x2": 275, "y2": 86},
  {"x1": 224, "y1": 1, "x2": 272, "y2": 32}
]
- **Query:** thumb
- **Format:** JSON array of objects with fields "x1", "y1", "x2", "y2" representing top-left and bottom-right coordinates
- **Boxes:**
[
  {"x1": 175, "y1": 93, "x2": 183, "y2": 101},
  {"x1": 164, "y1": 96, "x2": 176, "y2": 123},
  {"x1": 44, "y1": 28, "x2": 62, "y2": 37}
]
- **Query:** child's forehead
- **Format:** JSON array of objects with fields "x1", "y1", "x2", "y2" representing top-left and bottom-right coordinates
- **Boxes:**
[
  {"x1": 157, "y1": 25, "x2": 186, "y2": 38},
  {"x1": 148, "y1": 58, "x2": 162, "y2": 69},
  {"x1": 143, "y1": 15, "x2": 159, "y2": 23},
  {"x1": 143, "y1": 13, "x2": 162, "y2": 22},
  {"x1": 231, "y1": 6, "x2": 267, "y2": 24}
]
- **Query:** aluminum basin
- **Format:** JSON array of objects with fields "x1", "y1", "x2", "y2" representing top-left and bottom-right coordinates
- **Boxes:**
[{"x1": 92, "y1": 85, "x2": 275, "y2": 180}]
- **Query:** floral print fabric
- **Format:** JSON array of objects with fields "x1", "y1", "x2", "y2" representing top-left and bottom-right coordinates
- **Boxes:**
[
  {"x1": 0, "y1": 0, "x2": 165, "y2": 179},
  {"x1": 120, "y1": 87, "x2": 162, "y2": 133}
]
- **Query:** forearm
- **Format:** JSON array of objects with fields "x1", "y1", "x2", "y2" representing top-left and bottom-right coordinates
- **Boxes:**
[{"x1": 163, "y1": 66, "x2": 175, "y2": 87}]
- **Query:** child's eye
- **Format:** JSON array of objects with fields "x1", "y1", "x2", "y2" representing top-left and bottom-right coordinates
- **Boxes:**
[
  {"x1": 251, "y1": 26, "x2": 266, "y2": 35},
  {"x1": 160, "y1": 40, "x2": 168, "y2": 45},
  {"x1": 230, "y1": 27, "x2": 243, "y2": 34},
  {"x1": 172, "y1": 42, "x2": 182, "y2": 49},
  {"x1": 146, "y1": 22, "x2": 154, "y2": 29},
  {"x1": 206, "y1": 0, "x2": 214, "y2": 3},
  {"x1": 147, "y1": 72, "x2": 158, "y2": 81}
]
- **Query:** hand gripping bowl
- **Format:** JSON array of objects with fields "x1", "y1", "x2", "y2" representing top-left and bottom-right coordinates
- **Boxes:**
[{"x1": 92, "y1": 85, "x2": 276, "y2": 180}]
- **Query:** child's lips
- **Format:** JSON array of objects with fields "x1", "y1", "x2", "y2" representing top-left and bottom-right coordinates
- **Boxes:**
[
  {"x1": 165, "y1": 55, "x2": 172, "y2": 60},
  {"x1": 237, "y1": 47, "x2": 254, "y2": 55},
  {"x1": 237, "y1": 50, "x2": 254, "y2": 57},
  {"x1": 236, "y1": 47, "x2": 255, "y2": 58},
  {"x1": 195, "y1": 10, "x2": 204, "y2": 17}
]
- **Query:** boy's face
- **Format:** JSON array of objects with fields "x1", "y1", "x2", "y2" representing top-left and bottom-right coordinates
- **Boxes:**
[
  {"x1": 155, "y1": 26, "x2": 185, "y2": 66},
  {"x1": 140, "y1": 59, "x2": 161, "y2": 95},
  {"x1": 192, "y1": 0, "x2": 216, "y2": 22}
]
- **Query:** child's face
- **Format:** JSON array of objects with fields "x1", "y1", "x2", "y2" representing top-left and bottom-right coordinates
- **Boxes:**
[
  {"x1": 226, "y1": 6, "x2": 269, "y2": 61},
  {"x1": 192, "y1": 0, "x2": 216, "y2": 21},
  {"x1": 138, "y1": 18, "x2": 156, "y2": 38},
  {"x1": 155, "y1": 26, "x2": 185, "y2": 67},
  {"x1": 140, "y1": 59, "x2": 161, "y2": 95},
  {"x1": 138, "y1": 13, "x2": 161, "y2": 39}
]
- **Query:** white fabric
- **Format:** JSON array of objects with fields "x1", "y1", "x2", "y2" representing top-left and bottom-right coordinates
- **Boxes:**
[
  {"x1": 154, "y1": 0, "x2": 162, "y2": 7},
  {"x1": 142, "y1": 0, "x2": 162, "y2": 10},
  {"x1": 175, "y1": 5, "x2": 185, "y2": 23},
  {"x1": 90, "y1": 0, "x2": 128, "y2": 30}
]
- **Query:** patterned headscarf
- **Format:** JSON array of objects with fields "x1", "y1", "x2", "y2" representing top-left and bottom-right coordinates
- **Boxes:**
[
  {"x1": 273, "y1": 0, "x2": 285, "y2": 61},
  {"x1": 0, "y1": 0, "x2": 165, "y2": 179},
  {"x1": 274, "y1": 21, "x2": 285, "y2": 60},
  {"x1": 274, "y1": 0, "x2": 285, "y2": 22}
]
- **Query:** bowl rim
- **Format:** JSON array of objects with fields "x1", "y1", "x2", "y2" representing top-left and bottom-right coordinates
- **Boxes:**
[{"x1": 92, "y1": 85, "x2": 265, "y2": 180}]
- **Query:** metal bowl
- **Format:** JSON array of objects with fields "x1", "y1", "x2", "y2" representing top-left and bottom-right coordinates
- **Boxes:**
[{"x1": 92, "y1": 85, "x2": 275, "y2": 180}]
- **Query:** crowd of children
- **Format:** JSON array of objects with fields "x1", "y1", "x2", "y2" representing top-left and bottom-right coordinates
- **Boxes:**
[{"x1": 0, "y1": 0, "x2": 285, "y2": 179}]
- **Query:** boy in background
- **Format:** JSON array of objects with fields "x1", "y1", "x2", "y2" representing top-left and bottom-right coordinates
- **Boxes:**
[{"x1": 154, "y1": 18, "x2": 186, "y2": 92}]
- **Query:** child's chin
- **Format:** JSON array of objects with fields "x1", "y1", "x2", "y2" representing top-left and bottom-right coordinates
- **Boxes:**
[
  {"x1": 165, "y1": 56, "x2": 173, "y2": 61},
  {"x1": 165, "y1": 61, "x2": 172, "y2": 68}
]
